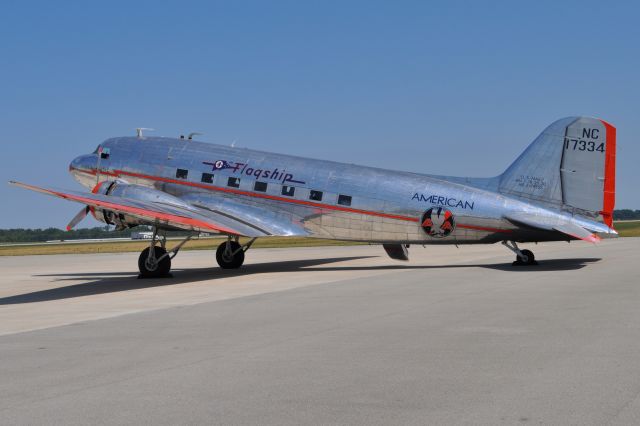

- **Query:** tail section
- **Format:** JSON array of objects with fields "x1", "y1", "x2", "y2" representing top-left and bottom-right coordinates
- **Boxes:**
[{"x1": 499, "y1": 117, "x2": 616, "y2": 226}]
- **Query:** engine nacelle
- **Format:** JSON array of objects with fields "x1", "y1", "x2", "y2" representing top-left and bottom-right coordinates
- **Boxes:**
[{"x1": 91, "y1": 180, "x2": 191, "y2": 230}]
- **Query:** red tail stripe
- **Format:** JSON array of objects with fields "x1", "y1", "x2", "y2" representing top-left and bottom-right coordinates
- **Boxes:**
[{"x1": 600, "y1": 119, "x2": 616, "y2": 228}]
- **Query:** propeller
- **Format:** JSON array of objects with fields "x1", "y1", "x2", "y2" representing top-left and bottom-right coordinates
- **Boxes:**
[{"x1": 66, "y1": 206, "x2": 91, "y2": 231}]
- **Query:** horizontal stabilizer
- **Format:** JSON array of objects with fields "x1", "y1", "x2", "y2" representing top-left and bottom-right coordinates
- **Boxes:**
[
  {"x1": 505, "y1": 211, "x2": 611, "y2": 243},
  {"x1": 552, "y1": 222, "x2": 600, "y2": 243}
]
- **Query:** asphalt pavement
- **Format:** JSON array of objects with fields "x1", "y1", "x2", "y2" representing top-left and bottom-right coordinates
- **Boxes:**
[{"x1": 1, "y1": 239, "x2": 639, "y2": 425}]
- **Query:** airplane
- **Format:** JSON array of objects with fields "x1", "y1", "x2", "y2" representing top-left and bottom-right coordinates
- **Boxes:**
[{"x1": 10, "y1": 116, "x2": 617, "y2": 277}]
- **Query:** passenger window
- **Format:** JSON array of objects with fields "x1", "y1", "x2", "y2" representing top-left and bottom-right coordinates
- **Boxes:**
[
  {"x1": 337, "y1": 194, "x2": 352, "y2": 206},
  {"x1": 281, "y1": 185, "x2": 295, "y2": 196},
  {"x1": 227, "y1": 177, "x2": 240, "y2": 188},
  {"x1": 201, "y1": 173, "x2": 214, "y2": 183},
  {"x1": 254, "y1": 181, "x2": 268, "y2": 192},
  {"x1": 309, "y1": 190, "x2": 323, "y2": 201},
  {"x1": 176, "y1": 168, "x2": 188, "y2": 179}
]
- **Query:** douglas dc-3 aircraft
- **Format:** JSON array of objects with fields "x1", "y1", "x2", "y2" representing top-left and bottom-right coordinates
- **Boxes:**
[{"x1": 10, "y1": 116, "x2": 617, "y2": 277}]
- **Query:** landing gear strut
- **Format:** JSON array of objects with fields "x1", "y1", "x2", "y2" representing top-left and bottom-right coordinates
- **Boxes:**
[
  {"x1": 216, "y1": 236, "x2": 256, "y2": 269},
  {"x1": 502, "y1": 241, "x2": 537, "y2": 266},
  {"x1": 137, "y1": 227, "x2": 192, "y2": 278}
]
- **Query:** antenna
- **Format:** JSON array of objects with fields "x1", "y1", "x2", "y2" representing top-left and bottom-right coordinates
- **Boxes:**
[
  {"x1": 136, "y1": 128, "x2": 154, "y2": 139},
  {"x1": 187, "y1": 132, "x2": 203, "y2": 140},
  {"x1": 231, "y1": 139, "x2": 237, "y2": 148}
]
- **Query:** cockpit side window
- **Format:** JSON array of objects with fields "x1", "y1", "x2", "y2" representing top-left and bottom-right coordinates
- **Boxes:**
[{"x1": 93, "y1": 145, "x2": 110, "y2": 159}]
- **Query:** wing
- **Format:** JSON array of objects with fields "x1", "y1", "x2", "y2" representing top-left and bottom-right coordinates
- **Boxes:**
[
  {"x1": 180, "y1": 192, "x2": 310, "y2": 237},
  {"x1": 505, "y1": 211, "x2": 616, "y2": 243},
  {"x1": 10, "y1": 181, "x2": 262, "y2": 236}
]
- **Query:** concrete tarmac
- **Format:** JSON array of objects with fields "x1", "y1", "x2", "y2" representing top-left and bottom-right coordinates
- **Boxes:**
[{"x1": 0, "y1": 239, "x2": 639, "y2": 425}]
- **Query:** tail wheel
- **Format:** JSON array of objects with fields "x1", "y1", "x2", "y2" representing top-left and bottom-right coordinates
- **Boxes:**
[
  {"x1": 216, "y1": 241, "x2": 245, "y2": 269},
  {"x1": 138, "y1": 246, "x2": 171, "y2": 278},
  {"x1": 515, "y1": 249, "x2": 536, "y2": 265}
]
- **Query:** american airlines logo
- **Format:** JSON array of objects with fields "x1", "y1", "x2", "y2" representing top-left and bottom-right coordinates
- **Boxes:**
[{"x1": 203, "y1": 160, "x2": 306, "y2": 185}]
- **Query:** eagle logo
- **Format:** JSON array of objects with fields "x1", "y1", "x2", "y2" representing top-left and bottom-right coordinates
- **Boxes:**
[{"x1": 421, "y1": 207, "x2": 455, "y2": 237}]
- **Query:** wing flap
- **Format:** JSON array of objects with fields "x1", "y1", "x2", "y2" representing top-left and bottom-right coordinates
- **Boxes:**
[
  {"x1": 10, "y1": 181, "x2": 256, "y2": 236},
  {"x1": 181, "y1": 193, "x2": 311, "y2": 237}
]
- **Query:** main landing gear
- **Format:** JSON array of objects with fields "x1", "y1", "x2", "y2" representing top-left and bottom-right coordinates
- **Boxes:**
[
  {"x1": 216, "y1": 236, "x2": 256, "y2": 269},
  {"x1": 138, "y1": 228, "x2": 192, "y2": 278},
  {"x1": 137, "y1": 230, "x2": 257, "y2": 277},
  {"x1": 502, "y1": 241, "x2": 538, "y2": 266}
]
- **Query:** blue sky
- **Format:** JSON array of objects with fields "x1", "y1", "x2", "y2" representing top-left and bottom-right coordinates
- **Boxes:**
[{"x1": 1, "y1": 0, "x2": 638, "y2": 228}]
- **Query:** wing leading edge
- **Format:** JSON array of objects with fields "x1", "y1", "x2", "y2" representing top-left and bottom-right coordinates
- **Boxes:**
[{"x1": 10, "y1": 181, "x2": 255, "y2": 236}]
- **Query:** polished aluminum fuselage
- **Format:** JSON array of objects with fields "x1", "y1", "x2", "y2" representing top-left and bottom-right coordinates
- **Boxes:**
[{"x1": 69, "y1": 136, "x2": 599, "y2": 244}]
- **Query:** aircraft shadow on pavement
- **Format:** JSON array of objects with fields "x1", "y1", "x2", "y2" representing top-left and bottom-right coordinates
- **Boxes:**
[
  {"x1": 479, "y1": 257, "x2": 601, "y2": 272},
  {"x1": 2, "y1": 256, "x2": 372, "y2": 305},
  {"x1": 1, "y1": 256, "x2": 600, "y2": 305}
]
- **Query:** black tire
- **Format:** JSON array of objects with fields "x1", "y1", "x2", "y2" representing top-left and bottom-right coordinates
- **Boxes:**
[
  {"x1": 216, "y1": 241, "x2": 245, "y2": 269},
  {"x1": 520, "y1": 249, "x2": 535, "y2": 264},
  {"x1": 138, "y1": 246, "x2": 171, "y2": 278},
  {"x1": 513, "y1": 249, "x2": 536, "y2": 266}
]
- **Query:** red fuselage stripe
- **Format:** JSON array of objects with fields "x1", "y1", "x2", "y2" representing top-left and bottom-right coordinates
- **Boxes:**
[
  {"x1": 71, "y1": 167, "x2": 512, "y2": 234},
  {"x1": 456, "y1": 224, "x2": 512, "y2": 233}
]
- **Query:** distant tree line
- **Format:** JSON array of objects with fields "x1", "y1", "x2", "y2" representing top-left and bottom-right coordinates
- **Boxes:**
[
  {"x1": 613, "y1": 209, "x2": 640, "y2": 220},
  {"x1": 1, "y1": 209, "x2": 639, "y2": 243},
  {"x1": 0, "y1": 226, "x2": 190, "y2": 243}
]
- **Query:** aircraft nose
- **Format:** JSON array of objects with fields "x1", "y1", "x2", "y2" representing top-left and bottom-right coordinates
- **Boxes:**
[
  {"x1": 69, "y1": 154, "x2": 95, "y2": 172},
  {"x1": 69, "y1": 154, "x2": 99, "y2": 188}
]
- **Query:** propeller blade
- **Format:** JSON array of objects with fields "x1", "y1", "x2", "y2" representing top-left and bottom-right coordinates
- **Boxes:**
[{"x1": 66, "y1": 206, "x2": 90, "y2": 231}]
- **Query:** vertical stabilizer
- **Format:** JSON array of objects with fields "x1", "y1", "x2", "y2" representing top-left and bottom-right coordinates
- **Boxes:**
[{"x1": 499, "y1": 117, "x2": 616, "y2": 226}]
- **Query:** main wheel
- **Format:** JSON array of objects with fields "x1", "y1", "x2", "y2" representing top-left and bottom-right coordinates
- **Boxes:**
[
  {"x1": 514, "y1": 249, "x2": 536, "y2": 266},
  {"x1": 216, "y1": 241, "x2": 245, "y2": 269},
  {"x1": 138, "y1": 246, "x2": 171, "y2": 278}
]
